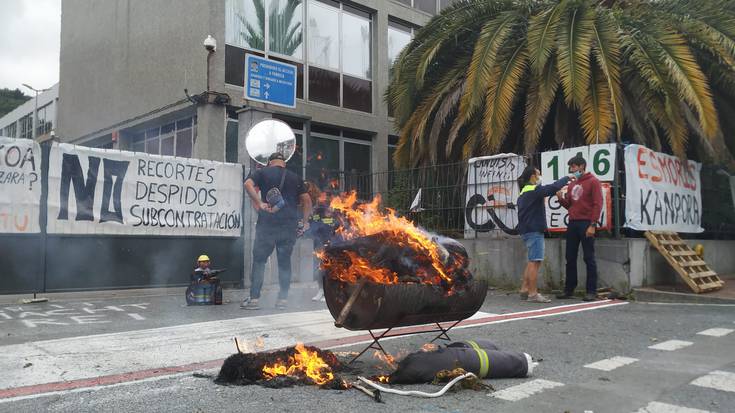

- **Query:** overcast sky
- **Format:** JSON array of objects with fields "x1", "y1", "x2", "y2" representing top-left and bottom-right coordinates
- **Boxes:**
[{"x1": 0, "y1": 0, "x2": 61, "y2": 93}]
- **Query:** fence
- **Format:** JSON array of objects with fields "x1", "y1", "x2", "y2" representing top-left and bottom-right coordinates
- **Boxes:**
[{"x1": 330, "y1": 147, "x2": 735, "y2": 240}]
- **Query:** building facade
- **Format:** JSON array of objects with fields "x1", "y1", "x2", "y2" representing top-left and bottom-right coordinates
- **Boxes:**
[
  {"x1": 0, "y1": 83, "x2": 59, "y2": 142},
  {"x1": 57, "y1": 0, "x2": 454, "y2": 189}
]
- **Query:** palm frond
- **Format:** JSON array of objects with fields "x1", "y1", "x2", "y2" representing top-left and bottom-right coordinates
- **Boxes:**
[
  {"x1": 556, "y1": 2, "x2": 595, "y2": 107},
  {"x1": 592, "y1": 11, "x2": 624, "y2": 138},
  {"x1": 527, "y1": 1, "x2": 565, "y2": 74},
  {"x1": 580, "y1": 62, "x2": 614, "y2": 144},
  {"x1": 524, "y1": 58, "x2": 559, "y2": 152}
]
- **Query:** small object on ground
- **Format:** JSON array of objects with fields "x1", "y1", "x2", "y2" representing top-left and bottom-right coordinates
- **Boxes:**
[
  {"x1": 352, "y1": 382, "x2": 383, "y2": 403},
  {"x1": 433, "y1": 368, "x2": 493, "y2": 391},
  {"x1": 527, "y1": 293, "x2": 551, "y2": 303},
  {"x1": 241, "y1": 298, "x2": 260, "y2": 310},
  {"x1": 192, "y1": 372, "x2": 214, "y2": 379},
  {"x1": 23, "y1": 363, "x2": 32, "y2": 368},
  {"x1": 20, "y1": 293, "x2": 48, "y2": 304},
  {"x1": 276, "y1": 299, "x2": 287, "y2": 310},
  {"x1": 556, "y1": 292, "x2": 576, "y2": 299}
]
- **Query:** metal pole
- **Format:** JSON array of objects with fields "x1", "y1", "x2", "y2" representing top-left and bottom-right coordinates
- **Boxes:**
[{"x1": 33, "y1": 91, "x2": 38, "y2": 140}]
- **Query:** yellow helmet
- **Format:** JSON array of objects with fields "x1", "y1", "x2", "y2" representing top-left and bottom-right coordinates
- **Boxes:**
[{"x1": 197, "y1": 254, "x2": 210, "y2": 262}]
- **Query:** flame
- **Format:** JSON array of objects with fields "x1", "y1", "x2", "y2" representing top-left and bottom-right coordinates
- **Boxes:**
[
  {"x1": 376, "y1": 375, "x2": 390, "y2": 383},
  {"x1": 372, "y1": 350, "x2": 397, "y2": 369},
  {"x1": 261, "y1": 343, "x2": 334, "y2": 385},
  {"x1": 326, "y1": 192, "x2": 453, "y2": 286}
]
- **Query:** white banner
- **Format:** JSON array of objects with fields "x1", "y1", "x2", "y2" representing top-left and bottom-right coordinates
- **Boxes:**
[
  {"x1": 0, "y1": 137, "x2": 42, "y2": 233},
  {"x1": 464, "y1": 154, "x2": 526, "y2": 238},
  {"x1": 540, "y1": 144, "x2": 616, "y2": 184},
  {"x1": 624, "y1": 144, "x2": 703, "y2": 233},
  {"x1": 47, "y1": 143, "x2": 243, "y2": 236},
  {"x1": 546, "y1": 183, "x2": 613, "y2": 232}
]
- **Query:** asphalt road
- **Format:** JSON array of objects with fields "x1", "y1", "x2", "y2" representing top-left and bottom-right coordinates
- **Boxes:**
[{"x1": 1, "y1": 284, "x2": 734, "y2": 413}]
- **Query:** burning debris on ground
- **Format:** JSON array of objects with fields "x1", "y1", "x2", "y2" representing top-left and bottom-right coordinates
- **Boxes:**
[{"x1": 215, "y1": 343, "x2": 348, "y2": 389}]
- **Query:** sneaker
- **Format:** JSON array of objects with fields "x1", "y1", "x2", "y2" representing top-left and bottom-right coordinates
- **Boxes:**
[
  {"x1": 527, "y1": 293, "x2": 551, "y2": 303},
  {"x1": 276, "y1": 299, "x2": 287, "y2": 310},
  {"x1": 241, "y1": 298, "x2": 260, "y2": 310},
  {"x1": 519, "y1": 292, "x2": 529, "y2": 300},
  {"x1": 312, "y1": 289, "x2": 324, "y2": 301},
  {"x1": 555, "y1": 292, "x2": 576, "y2": 299},
  {"x1": 583, "y1": 293, "x2": 597, "y2": 302}
]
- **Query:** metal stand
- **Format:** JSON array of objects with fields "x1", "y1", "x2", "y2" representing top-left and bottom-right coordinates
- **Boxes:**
[{"x1": 348, "y1": 320, "x2": 463, "y2": 364}]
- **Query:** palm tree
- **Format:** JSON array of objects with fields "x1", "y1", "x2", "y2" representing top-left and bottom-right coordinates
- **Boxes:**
[
  {"x1": 387, "y1": 0, "x2": 735, "y2": 168},
  {"x1": 239, "y1": 0, "x2": 303, "y2": 56}
]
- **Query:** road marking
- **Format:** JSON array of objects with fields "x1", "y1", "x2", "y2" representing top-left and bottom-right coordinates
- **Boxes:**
[
  {"x1": 584, "y1": 356, "x2": 638, "y2": 372},
  {"x1": 690, "y1": 370, "x2": 735, "y2": 393},
  {"x1": 126, "y1": 313, "x2": 145, "y2": 321},
  {"x1": 648, "y1": 340, "x2": 693, "y2": 351},
  {"x1": 634, "y1": 401, "x2": 711, "y2": 413},
  {"x1": 696, "y1": 328, "x2": 733, "y2": 337},
  {"x1": 489, "y1": 379, "x2": 564, "y2": 401},
  {"x1": 0, "y1": 300, "x2": 625, "y2": 401}
]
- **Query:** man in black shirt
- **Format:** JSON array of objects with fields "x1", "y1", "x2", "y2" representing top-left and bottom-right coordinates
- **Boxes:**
[{"x1": 241, "y1": 152, "x2": 311, "y2": 310}]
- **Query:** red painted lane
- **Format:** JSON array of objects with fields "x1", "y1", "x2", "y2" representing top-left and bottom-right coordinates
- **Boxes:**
[{"x1": 0, "y1": 299, "x2": 624, "y2": 400}]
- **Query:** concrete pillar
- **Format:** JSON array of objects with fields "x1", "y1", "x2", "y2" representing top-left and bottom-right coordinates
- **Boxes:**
[{"x1": 194, "y1": 104, "x2": 226, "y2": 161}]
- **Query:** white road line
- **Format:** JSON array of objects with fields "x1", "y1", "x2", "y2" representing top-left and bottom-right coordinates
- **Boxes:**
[
  {"x1": 584, "y1": 356, "x2": 638, "y2": 372},
  {"x1": 648, "y1": 340, "x2": 693, "y2": 351},
  {"x1": 126, "y1": 313, "x2": 145, "y2": 321},
  {"x1": 489, "y1": 379, "x2": 564, "y2": 401},
  {"x1": 634, "y1": 401, "x2": 712, "y2": 413},
  {"x1": 690, "y1": 370, "x2": 735, "y2": 393},
  {"x1": 696, "y1": 328, "x2": 733, "y2": 337}
]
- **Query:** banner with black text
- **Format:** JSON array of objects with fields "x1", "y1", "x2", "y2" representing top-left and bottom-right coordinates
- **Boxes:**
[
  {"x1": 47, "y1": 143, "x2": 243, "y2": 236},
  {"x1": 624, "y1": 144, "x2": 702, "y2": 233}
]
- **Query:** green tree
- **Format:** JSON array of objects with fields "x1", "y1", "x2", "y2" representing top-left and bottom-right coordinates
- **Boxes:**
[
  {"x1": 239, "y1": 0, "x2": 303, "y2": 56},
  {"x1": 387, "y1": 0, "x2": 735, "y2": 168},
  {"x1": 0, "y1": 88, "x2": 30, "y2": 118}
]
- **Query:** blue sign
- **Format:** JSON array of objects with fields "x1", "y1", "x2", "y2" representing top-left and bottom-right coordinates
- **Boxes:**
[{"x1": 245, "y1": 54, "x2": 297, "y2": 108}]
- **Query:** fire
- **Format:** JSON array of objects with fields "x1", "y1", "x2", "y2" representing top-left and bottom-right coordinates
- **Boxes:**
[
  {"x1": 261, "y1": 343, "x2": 335, "y2": 385},
  {"x1": 326, "y1": 192, "x2": 453, "y2": 286},
  {"x1": 377, "y1": 375, "x2": 391, "y2": 383}
]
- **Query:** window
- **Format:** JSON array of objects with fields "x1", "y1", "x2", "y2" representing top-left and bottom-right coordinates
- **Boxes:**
[
  {"x1": 129, "y1": 116, "x2": 197, "y2": 158},
  {"x1": 227, "y1": 0, "x2": 373, "y2": 113},
  {"x1": 3, "y1": 123, "x2": 17, "y2": 138},
  {"x1": 306, "y1": 124, "x2": 372, "y2": 196},
  {"x1": 307, "y1": 1, "x2": 372, "y2": 112},
  {"x1": 36, "y1": 102, "x2": 53, "y2": 136},
  {"x1": 225, "y1": 0, "x2": 305, "y2": 98},
  {"x1": 388, "y1": 20, "x2": 415, "y2": 116},
  {"x1": 19, "y1": 115, "x2": 33, "y2": 140}
]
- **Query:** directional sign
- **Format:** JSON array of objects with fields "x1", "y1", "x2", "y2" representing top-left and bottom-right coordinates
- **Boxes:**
[{"x1": 245, "y1": 54, "x2": 297, "y2": 108}]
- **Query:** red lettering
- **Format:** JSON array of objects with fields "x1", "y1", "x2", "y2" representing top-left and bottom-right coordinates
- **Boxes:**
[{"x1": 637, "y1": 147, "x2": 648, "y2": 179}]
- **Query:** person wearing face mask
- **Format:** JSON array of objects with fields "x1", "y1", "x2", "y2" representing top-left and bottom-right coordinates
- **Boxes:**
[
  {"x1": 516, "y1": 165, "x2": 573, "y2": 303},
  {"x1": 556, "y1": 155, "x2": 603, "y2": 301}
]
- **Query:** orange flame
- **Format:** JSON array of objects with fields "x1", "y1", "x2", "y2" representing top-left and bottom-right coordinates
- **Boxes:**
[
  {"x1": 326, "y1": 192, "x2": 452, "y2": 285},
  {"x1": 376, "y1": 375, "x2": 390, "y2": 383},
  {"x1": 261, "y1": 343, "x2": 335, "y2": 385}
]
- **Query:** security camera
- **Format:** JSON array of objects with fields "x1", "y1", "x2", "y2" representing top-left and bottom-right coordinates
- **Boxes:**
[{"x1": 203, "y1": 35, "x2": 217, "y2": 52}]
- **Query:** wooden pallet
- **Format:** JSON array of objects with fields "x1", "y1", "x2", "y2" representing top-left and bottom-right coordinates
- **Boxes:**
[{"x1": 645, "y1": 231, "x2": 724, "y2": 293}]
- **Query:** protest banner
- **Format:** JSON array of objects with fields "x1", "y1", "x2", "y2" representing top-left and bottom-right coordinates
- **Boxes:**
[
  {"x1": 0, "y1": 137, "x2": 42, "y2": 233},
  {"x1": 540, "y1": 144, "x2": 616, "y2": 184},
  {"x1": 545, "y1": 183, "x2": 612, "y2": 232}
]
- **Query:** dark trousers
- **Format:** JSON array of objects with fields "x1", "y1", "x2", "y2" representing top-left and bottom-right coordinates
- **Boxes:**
[
  {"x1": 564, "y1": 220, "x2": 598, "y2": 294},
  {"x1": 250, "y1": 224, "x2": 297, "y2": 300}
]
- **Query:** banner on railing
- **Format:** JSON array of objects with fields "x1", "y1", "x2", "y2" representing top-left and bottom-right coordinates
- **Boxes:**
[
  {"x1": 540, "y1": 144, "x2": 616, "y2": 184},
  {"x1": 47, "y1": 143, "x2": 243, "y2": 236},
  {"x1": 546, "y1": 183, "x2": 613, "y2": 232},
  {"x1": 624, "y1": 144, "x2": 703, "y2": 233},
  {"x1": 0, "y1": 137, "x2": 42, "y2": 233},
  {"x1": 464, "y1": 153, "x2": 526, "y2": 238}
]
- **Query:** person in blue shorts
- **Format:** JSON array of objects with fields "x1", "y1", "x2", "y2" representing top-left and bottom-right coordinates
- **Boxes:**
[{"x1": 516, "y1": 165, "x2": 573, "y2": 303}]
